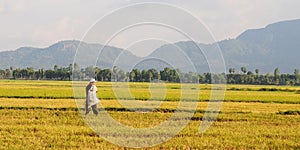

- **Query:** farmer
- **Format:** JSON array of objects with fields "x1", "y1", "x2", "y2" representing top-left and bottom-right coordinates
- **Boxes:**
[{"x1": 85, "y1": 78, "x2": 99, "y2": 115}]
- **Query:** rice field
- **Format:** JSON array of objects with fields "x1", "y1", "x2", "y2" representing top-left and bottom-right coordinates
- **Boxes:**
[{"x1": 0, "y1": 80, "x2": 299, "y2": 149}]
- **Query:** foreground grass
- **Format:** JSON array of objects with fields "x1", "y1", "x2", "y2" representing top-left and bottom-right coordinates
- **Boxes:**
[
  {"x1": 0, "y1": 80, "x2": 300, "y2": 103},
  {"x1": 0, "y1": 98, "x2": 300, "y2": 149},
  {"x1": 0, "y1": 80, "x2": 300, "y2": 149},
  {"x1": 0, "y1": 106, "x2": 299, "y2": 149},
  {"x1": 1, "y1": 98, "x2": 300, "y2": 114}
]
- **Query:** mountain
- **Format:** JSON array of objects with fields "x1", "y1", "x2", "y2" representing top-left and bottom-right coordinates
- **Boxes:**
[
  {"x1": 0, "y1": 40, "x2": 140, "y2": 70},
  {"x1": 147, "y1": 19, "x2": 300, "y2": 73},
  {"x1": 0, "y1": 19, "x2": 300, "y2": 73},
  {"x1": 234, "y1": 19, "x2": 300, "y2": 72},
  {"x1": 143, "y1": 41, "x2": 210, "y2": 72}
]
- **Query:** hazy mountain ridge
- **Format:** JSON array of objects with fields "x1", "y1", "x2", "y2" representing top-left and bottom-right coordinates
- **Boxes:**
[
  {"x1": 0, "y1": 40, "x2": 140, "y2": 70},
  {"x1": 235, "y1": 19, "x2": 300, "y2": 72},
  {"x1": 0, "y1": 19, "x2": 299, "y2": 73},
  {"x1": 151, "y1": 19, "x2": 300, "y2": 73}
]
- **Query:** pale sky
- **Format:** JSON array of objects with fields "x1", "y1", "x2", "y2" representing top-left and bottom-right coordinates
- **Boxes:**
[{"x1": 1, "y1": 0, "x2": 300, "y2": 56}]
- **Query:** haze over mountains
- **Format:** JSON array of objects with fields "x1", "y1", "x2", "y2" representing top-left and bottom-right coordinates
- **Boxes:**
[{"x1": 0, "y1": 19, "x2": 299, "y2": 73}]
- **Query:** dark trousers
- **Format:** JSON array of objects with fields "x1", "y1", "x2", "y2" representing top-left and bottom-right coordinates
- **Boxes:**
[{"x1": 86, "y1": 101, "x2": 98, "y2": 115}]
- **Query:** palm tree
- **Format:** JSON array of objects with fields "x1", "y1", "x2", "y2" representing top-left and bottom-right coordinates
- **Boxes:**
[
  {"x1": 255, "y1": 69, "x2": 259, "y2": 75},
  {"x1": 241, "y1": 67, "x2": 247, "y2": 74},
  {"x1": 129, "y1": 71, "x2": 135, "y2": 82}
]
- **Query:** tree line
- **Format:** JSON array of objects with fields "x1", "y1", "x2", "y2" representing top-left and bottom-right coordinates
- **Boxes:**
[{"x1": 0, "y1": 64, "x2": 299, "y2": 86}]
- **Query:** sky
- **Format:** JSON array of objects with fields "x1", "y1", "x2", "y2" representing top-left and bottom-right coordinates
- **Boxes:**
[{"x1": 1, "y1": 0, "x2": 300, "y2": 56}]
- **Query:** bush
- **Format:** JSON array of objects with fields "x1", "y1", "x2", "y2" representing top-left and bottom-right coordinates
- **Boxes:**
[
  {"x1": 258, "y1": 88, "x2": 279, "y2": 91},
  {"x1": 278, "y1": 110, "x2": 300, "y2": 115}
]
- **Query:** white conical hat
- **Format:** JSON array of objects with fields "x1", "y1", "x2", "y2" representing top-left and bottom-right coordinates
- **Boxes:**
[{"x1": 89, "y1": 78, "x2": 96, "y2": 83}]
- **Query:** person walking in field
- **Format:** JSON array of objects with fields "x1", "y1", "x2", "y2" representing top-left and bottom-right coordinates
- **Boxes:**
[{"x1": 85, "y1": 78, "x2": 99, "y2": 116}]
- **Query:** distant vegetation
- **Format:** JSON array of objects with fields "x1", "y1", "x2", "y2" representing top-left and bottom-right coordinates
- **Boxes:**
[{"x1": 0, "y1": 64, "x2": 299, "y2": 86}]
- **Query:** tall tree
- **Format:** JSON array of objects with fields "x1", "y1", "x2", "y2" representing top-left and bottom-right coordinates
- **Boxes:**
[
  {"x1": 295, "y1": 69, "x2": 300, "y2": 85},
  {"x1": 104, "y1": 69, "x2": 112, "y2": 81},
  {"x1": 13, "y1": 68, "x2": 21, "y2": 79},
  {"x1": 73, "y1": 63, "x2": 80, "y2": 80},
  {"x1": 255, "y1": 69, "x2": 259, "y2": 75},
  {"x1": 40, "y1": 68, "x2": 44, "y2": 79},
  {"x1": 45, "y1": 70, "x2": 54, "y2": 79},
  {"x1": 147, "y1": 71, "x2": 153, "y2": 81},
  {"x1": 0, "y1": 69, "x2": 5, "y2": 79},
  {"x1": 133, "y1": 69, "x2": 141, "y2": 82},
  {"x1": 112, "y1": 66, "x2": 119, "y2": 82},
  {"x1": 94, "y1": 67, "x2": 100, "y2": 81},
  {"x1": 232, "y1": 68, "x2": 236, "y2": 74},
  {"x1": 67, "y1": 64, "x2": 72, "y2": 80},
  {"x1": 241, "y1": 67, "x2": 247, "y2": 74},
  {"x1": 117, "y1": 70, "x2": 127, "y2": 81},
  {"x1": 229, "y1": 68, "x2": 233, "y2": 74},
  {"x1": 53, "y1": 65, "x2": 59, "y2": 79},
  {"x1": 129, "y1": 70, "x2": 136, "y2": 82},
  {"x1": 148, "y1": 68, "x2": 158, "y2": 80},
  {"x1": 141, "y1": 69, "x2": 147, "y2": 82},
  {"x1": 273, "y1": 68, "x2": 279, "y2": 84},
  {"x1": 274, "y1": 68, "x2": 280, "y2": 77},
  {"x1": 85, "y1": 65, "x2": 95, "y2": 79}
]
